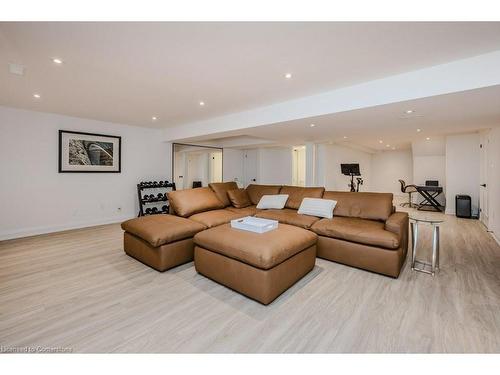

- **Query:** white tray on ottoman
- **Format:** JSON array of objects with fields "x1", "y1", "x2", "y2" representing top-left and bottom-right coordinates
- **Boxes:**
[{"x1": 230, "y1": 216, "x2": 278, "y2": 233}]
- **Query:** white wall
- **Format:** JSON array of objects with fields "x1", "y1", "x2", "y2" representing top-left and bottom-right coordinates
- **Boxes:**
[
  {"x1": 412, "y1": 137, "x2": 446, "y2": 206},
  {"x1": 222, "y1": 148, "x2": 244, "y2": 187},
  {"x1": 445, "y1": 133, "x2": 480, "y2": 215},
  {"x1": 0, "y1": 106, "x2": 169, "y2": 240},
  {"x1": 257, "y1": 147, "x2": 293, "y2": 185},
  {"x1": 371, "y1": 150, "x2": 413, "y2": 196},
  {"x1": 320, "y1": 144, "x2": 372, "y2": 192}
]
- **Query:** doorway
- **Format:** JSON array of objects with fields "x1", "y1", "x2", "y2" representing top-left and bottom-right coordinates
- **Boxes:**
[
  {"x1": 243, "y1": 149, "x2": 258, "y2": 187},
  {"x1": 172, "y1": 143, "x2": 223, "y2": 189},
  {"x1": 209, "y1": 151, "x2": 223, "y2": 183},
  {"x1": 292, "y1": 146, "x2": 306, "y2": 187}
]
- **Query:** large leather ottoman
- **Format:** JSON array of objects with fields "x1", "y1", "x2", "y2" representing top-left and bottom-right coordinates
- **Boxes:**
[
  {"x1": 121, "y1": 215, "x2": 206, "y2": 271},
  {"x1": 193, "y1": 223, "x2": 317, "y2": 305}
]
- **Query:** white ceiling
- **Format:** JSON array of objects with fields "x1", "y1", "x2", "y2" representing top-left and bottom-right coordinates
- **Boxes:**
[
  {"x1": 182, "y1": 85, "x2": 500, "y2": 152},
  {"x1": 2, "y1": 22, "x2": 500, "y2": 128}
]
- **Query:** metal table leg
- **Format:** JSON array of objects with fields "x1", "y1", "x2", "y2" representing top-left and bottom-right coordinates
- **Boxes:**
[
  {"x1": 411, "y1": 220, "x2": 441, "y2": 276},
  {"x1": 410, "y1": 221, "x2": 418, "y2": 270},
  {"x1": 432, "y1": 225, "x2": 440, "y2": 274}
]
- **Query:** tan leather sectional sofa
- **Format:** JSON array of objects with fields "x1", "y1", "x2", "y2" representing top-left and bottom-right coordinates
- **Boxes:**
[{"x1": 122, "y1": 182, "x2": 409, "y2": 279}]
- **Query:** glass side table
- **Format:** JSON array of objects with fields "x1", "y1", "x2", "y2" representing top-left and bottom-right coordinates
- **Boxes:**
[{"x1": 409, "y1": 216, "x2": 444, "y2": 276}]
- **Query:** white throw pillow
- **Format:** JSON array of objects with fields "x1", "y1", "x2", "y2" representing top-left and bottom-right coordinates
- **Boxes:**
[
  {"x1": 256, "y1": 194, "x2": 289, "y2": 209},
  {"x1": 297, "y1": 198, "x2": 337, "y2": 219}
]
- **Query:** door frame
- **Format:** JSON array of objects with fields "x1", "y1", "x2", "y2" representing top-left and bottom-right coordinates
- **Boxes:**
[{"x1": 479, "y1": 131, "x2": 489, "y2": 227}]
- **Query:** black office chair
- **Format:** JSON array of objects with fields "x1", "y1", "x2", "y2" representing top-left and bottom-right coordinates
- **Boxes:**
[{"x1": 399, "y1": 179, "x2": 418, "y2": 208}]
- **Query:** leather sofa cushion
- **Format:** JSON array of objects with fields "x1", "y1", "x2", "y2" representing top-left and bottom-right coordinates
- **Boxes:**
[
  {"x1": 121, "y1": 215, "x2": 206, "y2": 247},
  {"x1": 246, "y1": 184, "x2": 282, "y2": 205},
  {"x1": 189, "y1": 209, "x2": 247, "y2": 228},
  {"x1": 385, "y1": 212, "x2": 409, "y2": 238},
  {"x1": 209, "y1": 181, "x2": 239, "y2": 207},
  {"x1": 255, "y1": 208, "x2": 321, "y2": 229},
  {"x1": 227, "y1": 188, "x2": 252, "y2": 208},
  {"x1": 311, "y1": 216, "x2": 399, "y2": 250},
  {"x1": 225, "y1": 205, "x2": 257, "y2": 216},
  {"x1": 168, "y1": 187, "x2": 225, "y2": 217},
  {"x1": 322, "y1": 191, "x2": 393, "y2": 221},
  {"x1": 194, "y1": 223, "x2": 317, "y2": 270},
  {"x1": 279, "y1": 186, "x2": 325, "y2": 209}
]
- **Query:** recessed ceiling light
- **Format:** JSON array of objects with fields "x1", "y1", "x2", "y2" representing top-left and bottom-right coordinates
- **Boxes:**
[
  {"x1": 199, "y1": 101, "x2": 205, "y2": 106},
  {"x1": 285, "y1": 73, "x2": 292, "y2": 79},
  {"x1": 426, "y1": 137, "x2": 431, "y2": 140},
  {"x1": 392, "y1": 147, "x2": 396, "y2": 150},
  {"x1": 405, "y1": 110, "x2": 414, "y2": 114},
  {"x1": 152, "y1": 116, "x2": 158, "y2": 121},
  {"x1": 379, "y1": 140, "x2": 383, "y2": 144},
  {"x1": 52, "y1": 58, "x2": 63, "y2": 64},
  {"x1": 310, "y1": 123, "x2": 315, "y2": 127},
  {"x1": 33, "y1": 93, "x2": 41, "y2": 99},
  {"x1": 417, "y1": 128, "x2": 421, "y2": 132},
  {"x1": 386, "y1": 144, "x2": 390, "y2": 148},
  {"x1": 343, "y1": 136, "x2": 348, "y2": 139}
]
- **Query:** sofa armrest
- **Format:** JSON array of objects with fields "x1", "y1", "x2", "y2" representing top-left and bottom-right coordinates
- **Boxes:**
[{"x1": 385, "y1": 211, "x2": 409, "y2": 239}]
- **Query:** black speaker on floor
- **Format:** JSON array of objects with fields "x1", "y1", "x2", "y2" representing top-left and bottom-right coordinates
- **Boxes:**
[{"x1": 456, "y1": 195, "x2": 472, "y2": 218}]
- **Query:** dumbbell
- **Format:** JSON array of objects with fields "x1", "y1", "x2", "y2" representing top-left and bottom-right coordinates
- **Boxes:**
[
  {"x1": 145, "y1": 208, "x2": 152, "y2": 214},
  {"x1": 162, "y1": 205, "x2": 168, "y2": 212},
  {"x1": 158, "y1": 181, "x2": 164, "y2": 187},
  {"x1": 151, "y1": 207, "x2": 158, "y2": 214}
]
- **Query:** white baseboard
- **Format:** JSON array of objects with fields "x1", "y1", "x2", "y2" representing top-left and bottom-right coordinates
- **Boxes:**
[
  {"x1": 491, "y1": 232, "x2": 500, "y2": 247},
  {"x1": 0, "y1": 214, "x2": 135, "y2": 241}
]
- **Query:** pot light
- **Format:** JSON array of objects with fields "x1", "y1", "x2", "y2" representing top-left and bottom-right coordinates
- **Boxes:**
[
  {"x1": 52, "y1": 58, "x2": 63, "y2": 64},
  {"x1": 417, "y1": 128, "x2": 422, "y2": 132},
  {"x1": 405, "y1": 110, "x2": 414, "y2": 114},
  {"x1": 386, "y1": 144, "x2": 390, "y2": 148},
  {"x1": 152, "y1": 116, "x2": 158, "y2": 121},
  {"x1": 343, "y1": 136, "x2": 348, "y2": 139},
  {"x1": 426, "y1": 137, "x2": 431, "y2": 140},
  {"x1": 199, "y1": 101, "x2": 205, "y2": 106},
  {"x1": 285, "y1": 73, "x2": 292, "y2": 79},
  {"x1": 33, "y1": 93, "x2": 41, "y2": 99},
  {"x1": 310, "y1": 123, "x2": 315, "y2": 127},
  {"x1": 379, "y1": 140, "x2": 383, "y2": 144},
  {"x1": 392, "y1": 147, "x2": 396, "y2": 150}
]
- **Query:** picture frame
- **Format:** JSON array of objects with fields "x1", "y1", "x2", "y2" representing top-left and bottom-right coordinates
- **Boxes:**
[{"x1": 58, "y1": 130, "x2": 121, "y2": 173}]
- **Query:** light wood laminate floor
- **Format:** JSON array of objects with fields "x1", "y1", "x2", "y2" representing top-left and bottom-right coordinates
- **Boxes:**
[{"x1": 1, "y1": 209, "x2": 499, "y2": 353}]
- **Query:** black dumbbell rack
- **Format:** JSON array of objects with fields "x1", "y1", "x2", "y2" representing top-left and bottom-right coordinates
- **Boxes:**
[{"x1": 137, "y1": 180, "x2": 176, "y2": 217}]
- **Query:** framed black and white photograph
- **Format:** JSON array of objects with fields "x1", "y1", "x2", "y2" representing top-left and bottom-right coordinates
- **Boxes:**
[{"x1": 58, "y1": 130, "x2": 121, "y2": 173}]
